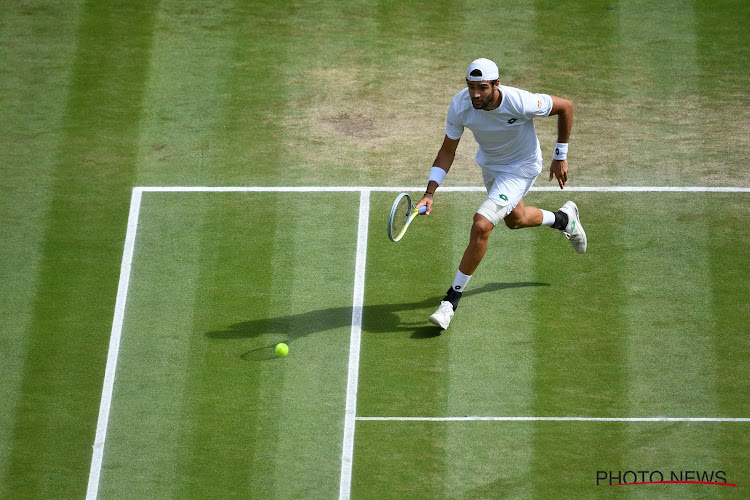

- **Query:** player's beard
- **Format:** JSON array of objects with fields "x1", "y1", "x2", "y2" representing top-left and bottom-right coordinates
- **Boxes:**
[{"x1": 472, "y1": 88, "x2": 495, "y2": 110}]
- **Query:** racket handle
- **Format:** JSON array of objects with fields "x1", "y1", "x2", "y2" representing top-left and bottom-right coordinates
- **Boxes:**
[{"x1": 418, "y1": 205, "x2": 427, "y2": 214}]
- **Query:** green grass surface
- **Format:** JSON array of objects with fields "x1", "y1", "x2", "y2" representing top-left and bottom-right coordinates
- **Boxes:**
[
  {"x1": 358, "y1": 191, "x2": 749, "y2": 498},
  {"x1": 1, "y1": 0, "x2": 749, "y2": 498},
  {"x1": 100, "y1": 192, "x2": 358, "y2": 498},
  {"x1": 80, "y1": 189, "x2": 750, "y2": 498}
]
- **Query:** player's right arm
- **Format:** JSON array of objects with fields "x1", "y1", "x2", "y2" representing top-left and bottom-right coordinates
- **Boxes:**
[{"x1": 418, "y1": 135, "x2": 460, "y2": 214}]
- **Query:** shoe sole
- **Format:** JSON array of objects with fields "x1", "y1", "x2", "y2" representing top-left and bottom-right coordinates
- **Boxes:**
[{"x1": 428, "y1": 314, "x2": 451, "y2": 330}]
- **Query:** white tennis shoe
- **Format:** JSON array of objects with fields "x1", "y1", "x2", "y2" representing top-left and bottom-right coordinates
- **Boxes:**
[
  {"x1": 429, "y1": 301, "x2": 454, "y2": 330},
  {"x1": 559, "y1": 201, "x2": 587, "y2": 254}
]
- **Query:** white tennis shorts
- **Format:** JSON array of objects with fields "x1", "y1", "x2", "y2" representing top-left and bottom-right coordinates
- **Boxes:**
[{"x1": 476, "y1": 171, "x2": 539, "y2": 226}]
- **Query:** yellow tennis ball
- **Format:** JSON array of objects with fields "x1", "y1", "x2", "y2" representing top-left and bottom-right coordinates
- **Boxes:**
[{"x1": 275, "y1": 343, "x2": 289, "y2": 357}]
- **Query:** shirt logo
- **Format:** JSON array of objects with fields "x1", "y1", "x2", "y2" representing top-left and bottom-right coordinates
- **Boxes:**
[{"x1": 507, "y1": 118, "x2": 518, "y2": 124}]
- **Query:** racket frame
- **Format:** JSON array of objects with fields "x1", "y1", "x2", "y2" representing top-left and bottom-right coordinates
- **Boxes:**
[{"x1": 388, "y1": 192, "x2": 421, "y2": 242}]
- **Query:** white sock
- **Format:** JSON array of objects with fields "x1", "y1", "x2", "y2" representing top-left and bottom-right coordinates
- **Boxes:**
[
  {"x1": 452, "y1": 270, "x2": 472, "y2": 292},
  {"x1": 540, "y1": 209, "x2": 556, "y2": 227}
]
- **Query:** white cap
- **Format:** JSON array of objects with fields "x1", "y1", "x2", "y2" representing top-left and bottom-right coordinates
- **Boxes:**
[{"x1": 466, "y1": 58, "x2": 499, "y2": 81}]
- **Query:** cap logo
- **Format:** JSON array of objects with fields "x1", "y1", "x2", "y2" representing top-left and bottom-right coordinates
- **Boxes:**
[{"x1": 469, "y1": 69, "x2": 483, "y2": 77}]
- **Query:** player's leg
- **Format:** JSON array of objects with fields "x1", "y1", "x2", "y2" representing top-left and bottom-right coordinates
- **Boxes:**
[
  {"x1": 504, "y1": 198, "x2": 565, "y2": 230},
  {"x1": 428, "y1": 213, "x2": 493, "y2": 330},
  {"x1": 503, "y1": 193, "x2": 587, "y2": 253},
  {"x1": 503, "y1": 198, "x2": 543, "y2": 228},
  {"x1": 458, "y1": 213, "x2": 494, "y2": 276},
  {"x1": 429, "y1": 174, "x2": 526, "y2": 330}
]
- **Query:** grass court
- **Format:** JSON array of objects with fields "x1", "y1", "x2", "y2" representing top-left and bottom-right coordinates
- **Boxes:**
[{"x1": 1, "y1": 0, "x2": 749, "y2": 498}]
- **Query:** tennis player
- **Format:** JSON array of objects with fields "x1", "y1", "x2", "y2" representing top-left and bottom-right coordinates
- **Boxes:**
[{"x1": 417, "y1": 58, "x2": 586, "y2": 330}]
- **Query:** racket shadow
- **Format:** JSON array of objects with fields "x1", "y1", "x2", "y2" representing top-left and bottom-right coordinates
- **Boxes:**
[{"x1": 205, "y1": 281, "x2": 550, "y2": 358}]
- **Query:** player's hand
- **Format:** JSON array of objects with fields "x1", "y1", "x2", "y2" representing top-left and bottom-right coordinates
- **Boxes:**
[
  {"x1": 416, "y1": 193, "x2": 433, "y2": 215},
  {"x1": 549, "y1": 159, "x2": 568, "y2": 189}
]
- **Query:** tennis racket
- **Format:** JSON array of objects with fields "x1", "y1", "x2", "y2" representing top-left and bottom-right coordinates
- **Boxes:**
[{"x1": 387, "y1": 192, "x2": 427, "y2": 242}]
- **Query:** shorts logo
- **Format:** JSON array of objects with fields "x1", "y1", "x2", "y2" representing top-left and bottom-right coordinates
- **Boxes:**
[
  {"x1": 499, "y1": 194, "x2": 509, "y2": 201},
  {"x1": 507, "y1": 118, "x2": 518, "y2": 124}
]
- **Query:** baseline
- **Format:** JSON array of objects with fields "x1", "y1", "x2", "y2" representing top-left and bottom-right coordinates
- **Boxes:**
[{"x1": 137, "y1": 186, "x2": 750, "y2": 193}]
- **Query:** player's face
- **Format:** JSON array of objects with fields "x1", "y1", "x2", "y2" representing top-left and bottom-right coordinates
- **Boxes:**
[{"x1": 467, "y1": 80, "x2": 496, "y2": 110}]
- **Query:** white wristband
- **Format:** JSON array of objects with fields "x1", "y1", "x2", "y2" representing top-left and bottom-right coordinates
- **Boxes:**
[
  {"x1": 429, "y1": 166, "x2": 447, "y2": 186},
  {"x1": 553, "y1": 142, "x2": 568, "y2": 160}
]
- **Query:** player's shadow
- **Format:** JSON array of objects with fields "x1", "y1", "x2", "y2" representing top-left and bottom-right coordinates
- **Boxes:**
[{"x1": 205, "y1": 281, "x2": 549, "y2": 360}]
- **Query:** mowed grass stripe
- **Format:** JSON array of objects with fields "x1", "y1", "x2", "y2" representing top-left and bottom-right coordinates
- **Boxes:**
[
  {"x1": 4, "y1": 3, "x2": 158, "y2": 498},
  {"x1": 529, "y1": 193, "x2": 630, "y2": 492},
  {"x1": 0, "y1": 1, "x2": 84, "y2": 494},
  {"x1": 178, "y1": 193, "x2": 283, "y2": 498},
  {"x1": 144, "y1": 2, "x2": 302, "y2": 489},
  {"x1": 445, "y1": 193, "x2": 544, "y2": 419},
  {"x1": 99, "y1": 194, "x2": 282, "y2": 498},
  {"x1": 613, "y1": 0, "x2": 704, "y2": 185},
  {"x1": 528, "y1": 0, "x2": 622, "y2": 186},
  {"x1": 694, "y1": 1, "x2": 750, "y2": 186},
  {"x1": 354, "y1": 192, "x2": 558, "y2": 497},
  {"x1": 444, "y1": 191, "x2": 541, "y2": 495},
  {"x1": 622, "y1": 194, "x2": 721, "y2": 476},
  {"x1": 134, "y1": 0, "x2": 298, "y2": 187},
  {"x1": 262, "y1": 194, "x2": 358, "y2": 498},
  {"x1": 709, "y1": 195, "x2": 750, "y2": 482},
  {"x1": 134, "y1": 0, "x2": 243, "y2": 187},
  {"x1": 97, "y1": 193, "x2": 208, "y2": 498},
  {"x1": 164, "y1": 7, "x2": 311, "y2": 493},
  {"x1": 218, "y1": 0, "x2": 299, "y2": 185},
  {"x1": 354, "y1": 191, "x2": 457, "y2": 496},
  {"x1": 709, "y1": 195, "x2": 750, "y2": 415},
  {"x1": 529, "y1": 0, "x2": 625, "y2": 416}
]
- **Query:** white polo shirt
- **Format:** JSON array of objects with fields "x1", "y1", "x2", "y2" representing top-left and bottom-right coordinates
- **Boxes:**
[{"x1": 446, "y1": 85, "x2": 553, "y2": 179}]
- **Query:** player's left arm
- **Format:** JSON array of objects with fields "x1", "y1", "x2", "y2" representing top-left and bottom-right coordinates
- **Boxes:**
[{"x1": 547, "y1": 95, "x2": 573, "y2": 189}]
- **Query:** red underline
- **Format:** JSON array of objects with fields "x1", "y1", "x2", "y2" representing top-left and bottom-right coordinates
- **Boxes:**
[{"x1": 604, "y1": 481, "x2": 738, "y2": 487}]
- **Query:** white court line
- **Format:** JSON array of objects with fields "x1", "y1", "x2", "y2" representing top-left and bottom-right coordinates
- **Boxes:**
[
  {"x1": 339, "y1": 190, "x2": 370, "y2": 500},
  {"x1": 86, "y1": 187, "x2": 143, "y2": 500},
  {"x1": 138, "y1": 185, "x2": 750, "y2": 193},
  {"x1": 356, "y1": 416, "x2": 750, "y2": 422}
]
